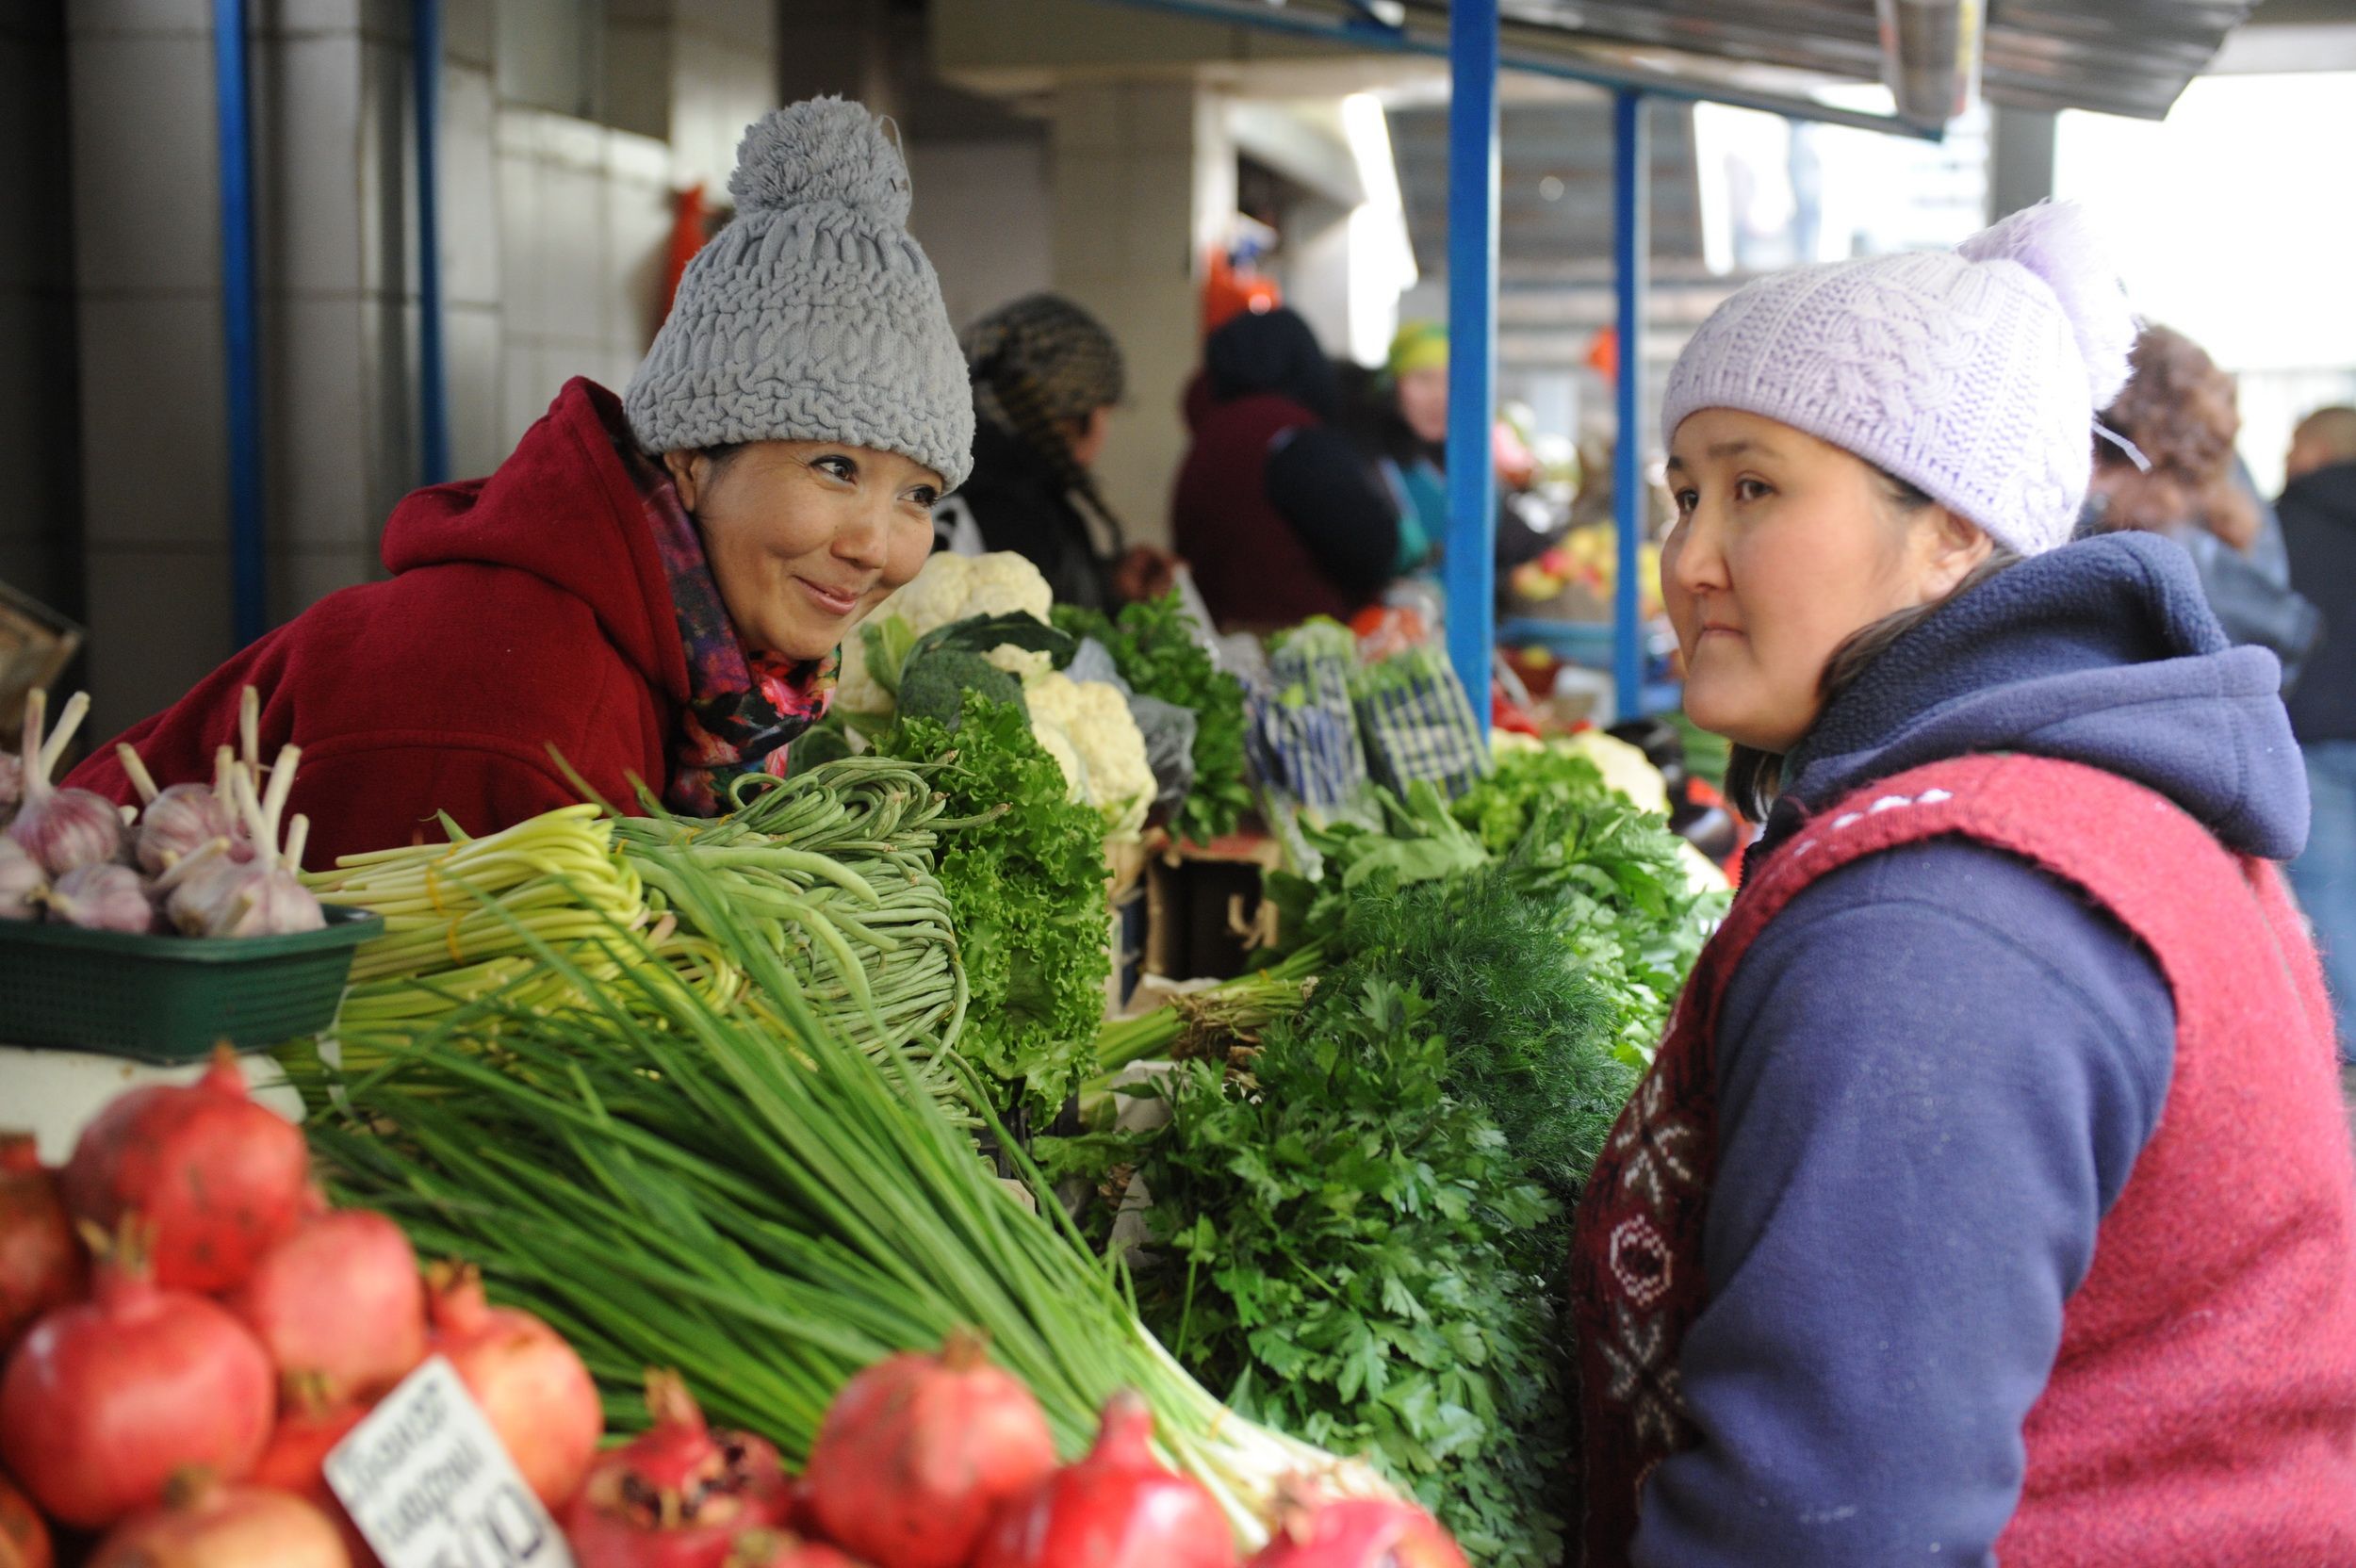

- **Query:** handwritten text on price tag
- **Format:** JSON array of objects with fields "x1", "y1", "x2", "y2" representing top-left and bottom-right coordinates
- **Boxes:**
[{"x1": 325, "y1": 1356, "x2": 576, "y2": 1568}]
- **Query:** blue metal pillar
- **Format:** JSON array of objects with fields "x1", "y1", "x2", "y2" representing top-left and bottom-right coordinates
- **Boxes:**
[
  {"x1": 1611, "y1": 89, "x2": 1649, "y2": 719},
  {"x1": 213, "y1": 0, "x2": 265, "y2": 645},
  {"x1": 414, "y1": 0, "x2": 450, "y2": 484},
  {"x1": 1444, "y1": 0, "x2": 1500, "y2": 734}
]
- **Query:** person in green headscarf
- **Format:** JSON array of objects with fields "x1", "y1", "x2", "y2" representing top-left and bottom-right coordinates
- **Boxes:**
[{"x1": 1370, "y1": 320, "x2": 1451, "y2": 575}]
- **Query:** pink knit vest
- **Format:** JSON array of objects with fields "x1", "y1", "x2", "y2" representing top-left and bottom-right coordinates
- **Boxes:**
[{"x1": 1571, "y1": 752, "x2": 2356, "y2": 1565}]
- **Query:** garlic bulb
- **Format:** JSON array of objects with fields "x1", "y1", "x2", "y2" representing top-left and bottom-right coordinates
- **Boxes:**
[
  {"x1": 39, "y1": 861, "x2": 155, "y2": 934},
  {"x1": 5, "y1": 690, "x2": 124, "y2": 876},
  {"x1": 168, "y1": 751, "x2": 324, "y2": 939},
  {"x1": 123, "y1": 743, "x2": 244, "y2": 875},
  {"x1": 0, "y1": 837, "x2": 43, "y2": 921}
]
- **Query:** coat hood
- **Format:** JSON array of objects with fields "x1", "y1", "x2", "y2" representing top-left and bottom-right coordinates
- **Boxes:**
[
  {"x1": 1768, "y1": 531, "x2": 2308, "y2": 861},
  {"x1": 381, "y1": 379, "x2": 689, "y2": 708}
]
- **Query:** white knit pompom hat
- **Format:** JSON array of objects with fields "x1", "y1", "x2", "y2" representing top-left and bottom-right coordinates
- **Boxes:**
[
  {"x1": 625, "y1": 97, "x2": 975, "y2": 490},
  {"x1": 1660, "y1": 201, "x2": 2137, "y2": 557}
]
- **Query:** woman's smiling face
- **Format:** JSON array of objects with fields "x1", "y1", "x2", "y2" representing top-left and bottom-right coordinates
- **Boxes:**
[
  {"x1": 667, "y1": 440, "x2": 942, "y2": 662},
  {"x1": 1661, "y1": 409, "x2": 1989, "y2": 754}
]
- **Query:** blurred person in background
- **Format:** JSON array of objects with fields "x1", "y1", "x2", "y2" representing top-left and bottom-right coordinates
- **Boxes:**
[
  {"x1": 937, "y1": 294, "x2": 1176, "y2": 612},
  {"x1": 1337, "y1": 320, "x2": 1559, "y2": 583},
  {"x1": 1339, "y1": 320, "x2": 1449, "y2": 576},
  {"x1": 65, "y1": 99, "x2": 969, "y2": 862},
  {"x1": 2281, "y1": 404, "x2": 2356, "y2": 1070},
  {"x1": 1172, "y1": 307, "x2": 1398, "y2": 631},
  {"x1": 2084, "y1": 326, "x2": 2319, "y2": 682}
]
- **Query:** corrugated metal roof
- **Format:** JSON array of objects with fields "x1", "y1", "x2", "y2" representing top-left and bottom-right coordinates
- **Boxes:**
[{"x1": 1399, "y1": 0, "x2": 2258, "y2": 121}]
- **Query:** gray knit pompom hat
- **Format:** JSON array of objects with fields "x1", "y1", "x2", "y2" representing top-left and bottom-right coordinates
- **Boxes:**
[{"x1": 624, "y1": 97, "x2": 974, "y2": 490}]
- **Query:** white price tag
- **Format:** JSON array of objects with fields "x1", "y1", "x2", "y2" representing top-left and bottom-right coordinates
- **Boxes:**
[{"x1": 325, "y1": 1356, "x2": 577, "y2": 1568}]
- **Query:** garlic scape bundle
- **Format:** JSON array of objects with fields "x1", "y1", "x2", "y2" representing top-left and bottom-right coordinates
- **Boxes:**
[{"x1": 5, "y1": 690, "x2": 123, "y2": 876}]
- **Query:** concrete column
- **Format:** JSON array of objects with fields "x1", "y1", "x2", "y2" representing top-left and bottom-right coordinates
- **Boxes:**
[
  {"x1": 0, "y1": 0, "x2": 80, "y2": 623},
  {"x1": 68, "y1": 0, "x2": 234, "y2": 730},
  {"x1": 1050, "y1": 78, "x2": 1229, "y2": 551},
  {"x1": 1987, "y1": 103, "x2": 2056, "y2": 223}
]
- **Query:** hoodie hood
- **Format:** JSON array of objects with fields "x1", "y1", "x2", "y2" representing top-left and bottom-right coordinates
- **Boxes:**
[
  {"x1": 381, "y1": 379, "x2": 689, "y2": 708},
  {"x1": 1765, "y1": 531, "x2": 2307, "y2": 861},
  {"x1": 1204, "y1": 307, "x2": 1338, "y2": 419}
]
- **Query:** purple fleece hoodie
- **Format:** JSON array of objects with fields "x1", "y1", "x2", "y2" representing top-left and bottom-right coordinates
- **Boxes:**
[{"x1": 1631, "y1": 532, "x2": 2309, "y2": 1567}]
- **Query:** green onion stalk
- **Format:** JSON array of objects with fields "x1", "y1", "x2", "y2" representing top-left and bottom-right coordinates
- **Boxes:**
[
  {"x1": 290, "y1": 845, "x2": 1389, "y2": 1548},
  {"x1": 302, "y1": 762, "x2": 972, "y2": 1112}
]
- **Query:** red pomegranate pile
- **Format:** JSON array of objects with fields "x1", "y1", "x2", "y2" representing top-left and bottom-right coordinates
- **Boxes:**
[
  {"x1": 0, "y1": 1050, "x2": 601, "y2": 1566},
  {"x1": 1, "y1": 1058, "x2": 1471, "y2": 1568}
]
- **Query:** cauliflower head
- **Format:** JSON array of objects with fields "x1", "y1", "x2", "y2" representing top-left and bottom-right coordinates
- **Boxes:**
[
  {"x1": 837, "y1": 551, "x2": 1055, "y2": 715},
  {"x1": 1025, "y1": 671, "x2": 1154, "y2": 840}
]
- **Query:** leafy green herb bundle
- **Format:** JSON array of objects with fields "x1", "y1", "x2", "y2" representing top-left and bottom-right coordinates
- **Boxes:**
[
  {"x1": 1054, "y1": 592, "x2": 1252, "y2": 845},
  {"x1": 1096, "y1": 967, "x2": 1572, "y2": 1567},
  {"x1": 874, "y1": 692, "x2": 1110, "y2": 1118}
]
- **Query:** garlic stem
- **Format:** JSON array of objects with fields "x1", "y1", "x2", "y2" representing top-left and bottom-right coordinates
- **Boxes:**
[
  {"x1": 18, "y1": 689, "x2": 44, "y2": 797},
  {"x1": 116, "y1": 744, "x2": 160, "y2": 805},
  {"x1": 284, "y1": 813, "x2": 311, "y2": 872},
  {"x1": 36, "y1": 691, "x2": 88, "y2": 779},
  {"x1": 239, "y1": 686, "x2": 260, "y2": 785},
  {"x1": 212, "y1": 745, "x2": 237, "y2": 804},
  {"x1": 153, "y1": 835, "x2": 231, "y2": 890},
  {"x1": 260, "y1": 743, "x2": 302, "y2": 848},
  {"x1": 230, "y1": 768, "x2": 275, "y2": 866}
]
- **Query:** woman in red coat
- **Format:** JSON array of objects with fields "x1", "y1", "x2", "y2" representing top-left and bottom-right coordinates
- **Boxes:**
[{"x1": 71, "y1": 97, "x2": 973, "y2": 866}]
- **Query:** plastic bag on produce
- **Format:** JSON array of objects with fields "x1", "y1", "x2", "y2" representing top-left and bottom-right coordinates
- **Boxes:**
[
  {"x1": 1065, "y1": 636, "x2": 1131, "y2": 694},
  {"x1": 1351, "y1": 646, "x2": 1494, "y2": 802},
  {"x1": 1127, "y1": 694, "x2": 1197, "y2": 815}
]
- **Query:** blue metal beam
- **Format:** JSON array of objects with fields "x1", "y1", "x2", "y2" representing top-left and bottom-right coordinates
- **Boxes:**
[
  {"x1": 1444, "y1": 0, "x2": 1499, "y2": 733},
  {"x1": 1612, "y1": 88, "x2": 1648, "y2": 719},
  {"x1": 213, "y1": 0, "x2": 265, "y2": 645},
  {"x1": 415, "y1": 0, "x2": 450, "y2": 485}
]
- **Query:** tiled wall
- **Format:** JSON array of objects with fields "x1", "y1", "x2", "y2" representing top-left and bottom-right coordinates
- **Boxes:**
[
  {"x1": 0, "y1": 0, "x2": 79, "y2": 623},
  {"x1": 62, "y1": 0, "x2": 779, "y2": 731},
  {"x1": 491, "y1": 107, "x2": 674, "y2": 454}
]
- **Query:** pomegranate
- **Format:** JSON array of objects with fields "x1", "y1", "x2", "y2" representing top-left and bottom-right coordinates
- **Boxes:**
[
  {"x1": 227, "y1": 1202, "x2": 426, "y2": 1400},
  {"x1": 971, "y1": 1391, "x2": 1236, "y2": 1568},
  {"x1": 61, "y1": 1045, "x2": 310, "y2": 1294},
  {"x1": 0, "y1": 1134, "x2": 86, "y2": 1356},
  {"x1": 425, "y1": 1263, "x2": 601, "y2": 1510},
  {"x1": 252, "y1": 1378, "x2": 379, "y2": 1568},
  {"x1": 726, "y1": 1531, "x2": 870, "y2": 1568},
  {"x1": 567, "y1": 1368, "x2": 793, "y2": 1568},
  {"x1": 0, "y1": 1220, "x2": 275, "y2": 1528},
  {"x1": 0, "y1": 1468, "x2": 51, "y2": 1568},
  {"x1": 803, "y1": 1328, "x2": 1057, "y2": 1568},
  {"x1": 88, "y1": 1472, "x2": 350, "y2": 1568},
  {"x1": 1244, "y1": 1489, "x2": 1468, "y2": 1568}
]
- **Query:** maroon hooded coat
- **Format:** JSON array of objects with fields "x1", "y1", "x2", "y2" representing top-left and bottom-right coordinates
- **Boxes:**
[{"x1": 70, "y1": 380, "x2": 690, "y2": 867}]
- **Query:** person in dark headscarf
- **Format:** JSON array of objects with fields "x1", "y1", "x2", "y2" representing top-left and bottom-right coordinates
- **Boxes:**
[
  {"x1": 936, "y1": 294, "x2": 1175, "y2": 611},
  {"x1": 1170, "y1": 307, "x2": 1399, "y2": 630}
]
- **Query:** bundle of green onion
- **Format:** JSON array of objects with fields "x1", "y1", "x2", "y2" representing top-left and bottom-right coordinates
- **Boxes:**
[
  {"x1": 303, "y1": 760, "x2": 969, "y2": 1105},
  {"x1": 293, "y1": 844, "x2": 1386, "y2": 1546}
]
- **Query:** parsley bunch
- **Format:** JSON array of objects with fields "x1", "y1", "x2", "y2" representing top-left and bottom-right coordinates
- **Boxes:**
[
  {"x1": 1114, "y1": 970, "x2": 1572, "y2": 1567},
  {"x1": 1055, "y1": 593, "x2": 1252, "y2": 845},
  {"x1": 876, "y1": 693, "x2": 1110, "y2": 1118}
]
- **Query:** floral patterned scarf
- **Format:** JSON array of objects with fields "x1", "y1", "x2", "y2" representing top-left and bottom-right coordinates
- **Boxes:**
[{"x1": 616, "y1": 439, "x2": 838, "y2": 816}]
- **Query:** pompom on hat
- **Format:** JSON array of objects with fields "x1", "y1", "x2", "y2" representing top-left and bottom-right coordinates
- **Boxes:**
[
  {"x1": 625, "y1": 97, "x2": 974, "y2": 490},
  {"x1": 1659, "y1": 201, "x2": 2136, "y2": 557}
]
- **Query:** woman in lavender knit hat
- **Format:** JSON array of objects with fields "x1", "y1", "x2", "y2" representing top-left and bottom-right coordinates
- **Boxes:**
[{"x1": 1570, "y1": 203, "x2": 2356, "y2": 1568}]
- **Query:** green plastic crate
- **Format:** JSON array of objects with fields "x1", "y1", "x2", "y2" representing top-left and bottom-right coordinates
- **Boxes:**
[{"x1": 0, "y1": 905, "x2": 381, "y2": 1061}]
